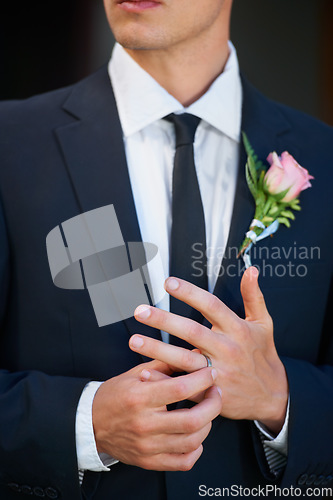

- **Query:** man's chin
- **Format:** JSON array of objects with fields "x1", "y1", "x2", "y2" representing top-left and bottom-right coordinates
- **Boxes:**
[
  {"x1": 114, "y1": 37, "x2": 165, "y2": 52},
  {"x1": 111, "y1": 24, "x2": 167, "y2": 51},
  {"x1": 115, "y1": 38, "x2": 151, "y2": 50}
]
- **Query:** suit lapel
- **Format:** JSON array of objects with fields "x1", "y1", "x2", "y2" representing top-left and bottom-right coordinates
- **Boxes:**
[
  {"x1": 55, "y1": 67, "x2": 161, "y2": 342},
  {"x1": 55, "y1": 67, "x2": 141, "y2": 242},
  {"x1": 212, "y1": 77, "x2": 293, "y2": 318}
]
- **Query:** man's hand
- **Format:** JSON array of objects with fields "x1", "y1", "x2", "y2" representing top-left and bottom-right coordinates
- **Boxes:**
[
  {"x1": 92, "y1": 360, "x2": 222, "y2": 471},
  {"x1": 130, "y1": 267, "x2": 289, "y2": 435}
]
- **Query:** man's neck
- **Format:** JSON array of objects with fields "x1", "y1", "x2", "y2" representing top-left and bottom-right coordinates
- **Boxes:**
[{"x1": 124, "y1": 36, "x2": 230, "y2": 107}]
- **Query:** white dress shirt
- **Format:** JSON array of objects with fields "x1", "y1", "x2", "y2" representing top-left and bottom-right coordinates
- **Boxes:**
[{"x1": 76, "y1": 42, "x2": 288, "y2": 476}]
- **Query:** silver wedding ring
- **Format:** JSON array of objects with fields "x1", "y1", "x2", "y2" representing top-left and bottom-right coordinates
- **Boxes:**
[{"x1": 204, "y1": 354, "x2": 212, "y2": 367}]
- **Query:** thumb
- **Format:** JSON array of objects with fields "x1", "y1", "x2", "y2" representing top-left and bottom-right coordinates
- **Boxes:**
[{"x1": 240, "y1": 266, "x2": 268, "y2": 322}]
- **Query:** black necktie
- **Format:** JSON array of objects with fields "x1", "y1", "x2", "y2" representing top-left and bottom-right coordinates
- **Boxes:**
[{"x1": 165, "y1": 113, "x2": 208, "y2": 343}]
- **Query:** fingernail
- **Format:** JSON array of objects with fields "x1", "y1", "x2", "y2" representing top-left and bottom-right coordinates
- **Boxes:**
[
  {"x1": 211, "y1": 369, "x2": 217, "y2": 380},
  {"x1": 217, "y1": 387, "x2": 222, "y2": 397},
  {"x1": 130, "y1": 335, "x2": 144, "y2": 349},
  {"x1": 135, "y1": 305, "x2": 151, "y2": 320},
  {"x1": 140, "y1": 369, "x2": 151, "y2": 381},
  {"x1": 250, "y1": 266, "x2": 259, "y2": 278},
  {"x1": 166, "y1": 278, "x2": 180, "y2": 291}
]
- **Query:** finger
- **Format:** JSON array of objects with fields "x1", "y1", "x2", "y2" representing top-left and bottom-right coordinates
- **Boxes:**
[
  {"x1": 134, "y1": 305, "x2": 219, "y2": 353},
  {"x1": 140, "y1": 369, "x2": 170, "y2": 382},
  {"x1": 240, "y1": 267, "x2": 269, "y2": 322},
  {"x1": 137, "y1": 422, "x2": 211, "y2": 455},
  {"x1": 130, "y1": 335, "x2": 206, "y2": 372},
  {"x1": 139, "y1": 446, "x2": 203, "y2": 472},
  {"x1": 144, "y1": 359, "x2": 174, "y2": 376},
  {"x1": 141, "y1": 368, "x2": 206, "y2": 403},
  {"x1": 144, "y1": 367, "x2": 217, "y2": 407},
  {"x1": 155, "y1": 385, "x2": 222, "y2": 434},
  {"x1": 164, "y1": 277, "x2": 240, "y2": 329}
]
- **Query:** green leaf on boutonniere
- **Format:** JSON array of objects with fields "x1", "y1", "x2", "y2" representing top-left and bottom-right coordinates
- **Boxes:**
[
  {"x1": 270, "y1": 188, "x2": 290, "y2": 203},
  {"x1": 245, "y1": 160, "x2": 257, "y2": 198},
  {"x1": 242, "y1": 132, "x2": 264, "y2": 172},
  {"x1": 277, "y1": 216, "x2": 291, "y2": 228},
  {"x1": 238, "y1": 133, "x2": 314, "y2": 262},
  {"x1": 280, "y1": 210, "x2": 295, "y2": 220}
]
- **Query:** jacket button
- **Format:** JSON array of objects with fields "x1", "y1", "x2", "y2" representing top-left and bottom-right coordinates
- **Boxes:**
[
  {"x1": 306, "y1": 474, "x2": 316, "y2": 485},
  {"x1": 314, "y1": 475, "x2": 325, "y2": 486},
  {"x1": 45, "y1": 487, "x2": 59, "y2": 499},
  {"x1": 33, "y1": 486, "x2": 46, "y2": 497},
  {"x1": 323, "y1": 474, "x2": 333, "y2": 485},
  {"x1": 8, "y1": 483, "x2": 21, "y2": 493},
  {"x1": 21, "y1": 485, "x2": 33, "y2": 495},
  {"x1": 22, "y1": 485, "x2": 33, "y2": 495},
  {"x1": 297, "y1": 474, "x2": 308, "y2": 485}
]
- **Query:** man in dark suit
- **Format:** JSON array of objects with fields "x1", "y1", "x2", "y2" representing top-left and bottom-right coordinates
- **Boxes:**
[{"x1": 0, "y1": 0, "x2": 332, "y2": 499}]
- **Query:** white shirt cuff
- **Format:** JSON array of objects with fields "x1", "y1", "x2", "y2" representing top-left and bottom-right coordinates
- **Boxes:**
[
  {"x1": 254, "y1": 397, "x2": 290, "y2": 457},
  {"x1": 75, "y1": 381, "x2": 119, "y2": 472}
]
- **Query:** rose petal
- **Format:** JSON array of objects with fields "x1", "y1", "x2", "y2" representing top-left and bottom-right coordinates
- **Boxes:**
[{"x1": 266, "y1": 151, "x2": 314, "y2": 201}]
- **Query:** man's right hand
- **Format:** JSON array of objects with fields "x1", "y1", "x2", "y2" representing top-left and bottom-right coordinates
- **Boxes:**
[{"x1": 92, "y1": 361, "x2": 222, "y2": 471}]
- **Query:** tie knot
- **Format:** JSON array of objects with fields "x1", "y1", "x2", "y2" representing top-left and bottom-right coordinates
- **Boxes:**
[{"x1": 165, "y1": 113, "x2": 201, "y2": 147}]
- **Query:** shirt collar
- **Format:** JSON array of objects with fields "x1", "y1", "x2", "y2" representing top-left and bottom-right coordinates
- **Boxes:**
[{"x1": 108, "y1": 41, "x2": 242, "y2": 142}]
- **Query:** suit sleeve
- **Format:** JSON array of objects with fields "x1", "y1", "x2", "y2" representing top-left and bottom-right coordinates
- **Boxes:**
[
  {"x1": 252, "y1": 278, "x2": 333, "y2": 491},
  {"x1": 280, "y1": 360, "x2": 333, "y2": 489},
  {"x1": 280, "y1": 277, "x2": 333, "y2": 490},
  {"x1": 0, "y1": 200, "x2": 90, "y2": 500}
]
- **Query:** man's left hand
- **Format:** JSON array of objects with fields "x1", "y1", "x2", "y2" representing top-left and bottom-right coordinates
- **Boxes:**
[{"x1": 130, "y1": 266, "x2": 288, "y2": 435}]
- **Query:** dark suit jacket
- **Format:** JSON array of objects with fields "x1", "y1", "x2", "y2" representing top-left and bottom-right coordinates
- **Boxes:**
[{"x1": 0, "y1": 66, "x2": 332, "y2": 500}]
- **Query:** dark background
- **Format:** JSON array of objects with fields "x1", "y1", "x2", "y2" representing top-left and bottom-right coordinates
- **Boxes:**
[{"x1": 1, "y1": 0, "x2": 333, "y2": 125}]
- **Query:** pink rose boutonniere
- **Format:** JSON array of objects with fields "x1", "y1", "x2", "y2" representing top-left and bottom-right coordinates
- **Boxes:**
[
  {"x1": 239, "y1": 133, "x2": 314, "y2": 267},
  {"x1": 265, "y1": 151, "x2": 314, "y2": 202}
]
